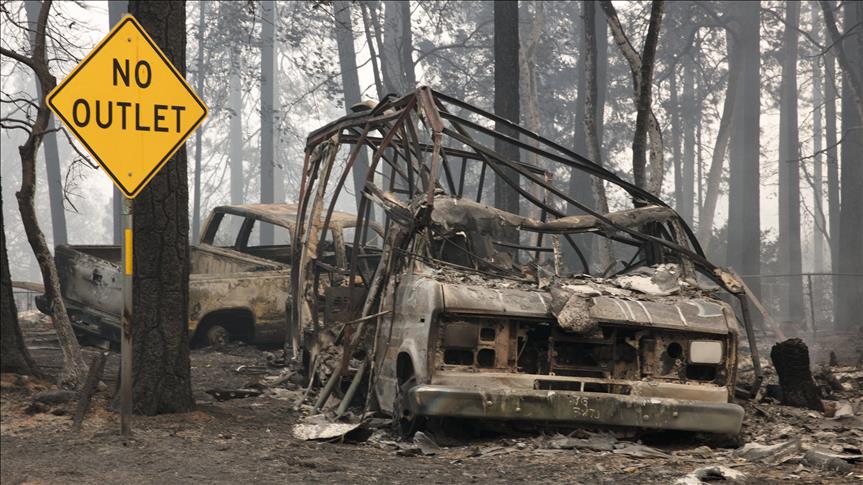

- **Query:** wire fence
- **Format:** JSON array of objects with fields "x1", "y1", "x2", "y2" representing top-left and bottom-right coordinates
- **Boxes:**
[{"x1": 740, "y1": 272, "x2": 863, "y2": 337}]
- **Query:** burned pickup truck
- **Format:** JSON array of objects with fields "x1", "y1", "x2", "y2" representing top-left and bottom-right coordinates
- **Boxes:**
[
  {"x1": 41, "y1": 204, "x2": 378, "y2": 347},
  {"x1": 290, "y1": 87, "x2": 763, "y2": 437}
]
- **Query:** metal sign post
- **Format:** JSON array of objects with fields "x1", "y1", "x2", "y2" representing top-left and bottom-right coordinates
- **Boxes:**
[
  {"x1": 46, "y1": 15, "x2": 207, "y2": 436},
  {"x1": 120, "y1": 196, "x2": 133, "y2": 436}
]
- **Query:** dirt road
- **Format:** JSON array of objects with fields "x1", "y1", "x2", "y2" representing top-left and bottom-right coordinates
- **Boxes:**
[{"x1": 2, "y1": 313, "x2": 860, "y2": 484}]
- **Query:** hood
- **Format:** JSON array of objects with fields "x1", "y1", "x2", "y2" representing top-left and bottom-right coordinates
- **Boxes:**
[{"x1": 433, "y1": 266, "x2": 737, "y2": 336}]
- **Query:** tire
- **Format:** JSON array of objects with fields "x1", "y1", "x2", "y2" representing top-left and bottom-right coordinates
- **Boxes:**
[
  {"x1": 204, "y1": 324, "x2": 230, "y2": 346},
  {"x1": 392, "y1": 376, "x2": 422, "y2": 439}
]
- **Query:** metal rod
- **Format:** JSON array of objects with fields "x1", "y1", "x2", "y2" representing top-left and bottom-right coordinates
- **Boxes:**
[
  {"x1": 313, "y1": 363, "x2": 342, "y2": 412},
  {"x1": 737, "y1": 293, "x2": 763, "y2": 399},
  {"x1": 457, "y1": 156, "x2": 467, "y2": 197},
  {"x1": 475, "y1": 161, "x2": 487, "y2": 203},
  {"x1": 335, "y1": 358, "x2": 367, "y2": 418},
  {"x1": 120, "y1": 196, "x2": 133, "y2": 436}
]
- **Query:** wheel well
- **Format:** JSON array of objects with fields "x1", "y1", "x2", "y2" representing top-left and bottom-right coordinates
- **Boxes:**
[
  {"x1": 193, "y1": 309, "x2": 255, "y2": 346},
  {"x1": 396, "y1": 352, "x2": 414, "y2": 385}
]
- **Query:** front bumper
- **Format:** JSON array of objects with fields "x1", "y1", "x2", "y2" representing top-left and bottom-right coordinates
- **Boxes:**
[{"x1": 408, "y1": 385, "x2": 744, "y2": 434}]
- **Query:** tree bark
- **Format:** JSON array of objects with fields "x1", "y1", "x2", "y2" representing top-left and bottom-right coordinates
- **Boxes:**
[
  {"x1": 777, "y1": 1, "x2": 803, "y2": 324},
  {"x1": 398, "y1": 1, "x2": 415, "y2": 89},
  {"x1": 24, "y1": 0, "x2": 67, "y2": 247},
  {"x1": 697, "y1": 61, "x2": 739, "y2": 247},
  {"x1": 583, "y1": 0, "x2": 613, "y2": 271},
  {"x1": 819, "y1": 1, "x2": 863, "y2": 121},
  {"x1": 108, "y1": 0, "x2": 127, "y2": 244},
  {"x1": 191, "y1": 0, "x2": 206, "y2": 243},
  {"x1": 726, "y1": 0, "x2": 761, "y2": 293},
  {"x1": 260, "y1": 0, "x2": 275, "y2": 245},
  {"x1": 229, "y1": 37, "x2": 244, "y2": 208},
  {"x1": 631, "y1": 1, "x2": 664, "y2": 195},
  {"x1": 127, "y1": 0, "x2": 195, "y2": 414},
  {"x1": 600, "y1": 1, "x2": 665, "y2": 196},
  {"x1": 334, "y1": 1, "x2": 373, "y2": 213},
  {"x1": 834, "y1": 0, "x2": 863, "y2": 329},
  {"x1": 381, "y1": 1, "x2": 413, "y2": 94},
  {"x1": 566, "y1": 1, "x2": 607, "y2": 272},
  {"x1": 824, "y1": 37, "x2": 839, "y2": 275},
  {"x1": 519, "y1": 1, "x2": 544, "y2": 225},
  {"x1": 770, "y1": 339, "x2": 824, "y2": 411},
  {"x1": 493, "y1": 1, "x2": 520, "y2": 227},
  {"x1": 811, "y1": 10, "x2": 825, "y2": 272},
  {"x1": 669, "y1": 67, "x2": 683, "y2": 216},
  {"x1": 2, "y1": 0, "x2": 88, "y2": 388},
  {"x1": 360, "y1": 1, "x2": 386, "y2": 100},
  {"x1": 1, "y1": 189, "x2": 40, "y2": 376},
  {"x1": 681, "y1": 57, "x2": 695, "y2": 225}
]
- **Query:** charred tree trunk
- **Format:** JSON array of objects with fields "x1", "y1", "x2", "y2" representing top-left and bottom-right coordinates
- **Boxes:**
[
  {"x1": 1, "y1": 190, "x2": 40, "y2": 376},
  {"x1": 669, "y1": 68, "x2": 683, "y2": 215},
  {"x1": 191, "y1": 1, "x2": 206, "y2": 242},
  {"x1": 224, "y1": 0, "x2": 243, "y2": 209},
  {"x1": 600, "y1": 1, "x2": 665, "y2": 196},
  {"x1": 127, "y1": 0, "x2": 195, "y2": 414},
  {"x1": 493, "y1": 1, "x2": 520, "y2": 224},
  {"x1": 583, "y1": 0, "x2": 613, "y2": 271},
  {"x1": 681, "y1": 57, "x2": 696, "y2": 225},
  {"x1": 770, "y1": 339, "x2": 824, "y2": 411},
  {"x1": 726, "y1": 0, "x2": 761, "y2": 292},
  {"x1": 824, "y1": 40, "x2": 839, "y2": 276},
  {"x1": 697, "y1": 51, "x2": 739, "y2": 248},
  {"x1": 812, "y1": 21, "x2": 825, "y2": 272},
  {"x1": 229, "y1": 46, "x2": 243, "y2": 207},
  {"x1": 567, "y1": 1, "x2": 591, "y2": 271},
  {"x1": 108, "y1": 0, "x2": 127, "y2": 244},
  {"x1": 260, "y1": 0, "x2": 275, "y2": 245},
  {"x1": 631, "y1": 1, "x2": 663, "y2": 194},
  {"x1": 566, "y1": 1, "x2": 607, "y2": 272},
  {"x1": 819, "y1": 1, "x2": 863, "y2": 121},
  {"x1": 2, "y1": 0, "x2": 88, "y2": 388},
  {"x1": 24, "y1": 0, "x2": 67, "y2": 247},
  {"x1": 381, "y1": 1, "x2": 413, "y2": 94},
  {"x1": 334, "y1": 1, "x2": 372, "y2": 213},
  {"x1": 360, "y1": 1, "x2": 386, "y2": 100},
  {"x1": 833, "y1": 1, "x2": 863, "y2": 329},
  {"x1": 520, "y1": 1, "x2": 544, "y2": 224},
  {"x1": 777, "y1": 1, "x2": 803, "y2": 324},
  {"x1": 397, "y1": 1, "x2": 415, "y2": 89}
]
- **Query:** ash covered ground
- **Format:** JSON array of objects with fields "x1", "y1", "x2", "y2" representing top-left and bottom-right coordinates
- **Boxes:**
[{"x1": 2, "y1": 311, "x2": 861, "y2": 485}]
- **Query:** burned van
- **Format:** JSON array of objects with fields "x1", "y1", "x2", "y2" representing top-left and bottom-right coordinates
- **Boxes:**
[{"x1": 290, "y1": 88, "x2": 762, "y2": 437}]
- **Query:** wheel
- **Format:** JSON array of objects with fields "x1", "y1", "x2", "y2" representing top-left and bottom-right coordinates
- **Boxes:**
[
  {"x1": 392, "y1": 376, "x2": 422, "y2": 439},
  {"x1": 204, "y1": 324, "x2": 229, "y2": 346}
]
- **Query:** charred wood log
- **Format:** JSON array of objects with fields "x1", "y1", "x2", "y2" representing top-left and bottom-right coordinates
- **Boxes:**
[{"x1": 770, "y1": 338, "x2": 824, "y2": 411}]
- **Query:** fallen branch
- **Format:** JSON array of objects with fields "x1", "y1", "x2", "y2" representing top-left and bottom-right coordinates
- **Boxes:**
[{"x1": 71, "y1": 352, "x2": 108, "y2": 432}]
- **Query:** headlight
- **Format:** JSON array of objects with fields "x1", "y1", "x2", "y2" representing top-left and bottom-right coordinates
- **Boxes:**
[{"x1": 689, "y1": 340, "x2": 723, "y2": 364}]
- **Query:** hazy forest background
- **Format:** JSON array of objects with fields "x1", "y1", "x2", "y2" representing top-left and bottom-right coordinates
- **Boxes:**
[{"x1": 2, "y1": 0, "x2": 861, "y2": 330}]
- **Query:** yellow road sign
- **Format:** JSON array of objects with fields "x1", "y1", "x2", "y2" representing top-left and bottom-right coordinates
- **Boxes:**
[{"x1": 48, "y1": 15, "x2": 207, "y2": 198}]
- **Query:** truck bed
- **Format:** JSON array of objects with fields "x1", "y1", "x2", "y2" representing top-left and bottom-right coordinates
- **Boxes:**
[{"x1": 49, "y1": 244, "x2": 290, "y2": 344}]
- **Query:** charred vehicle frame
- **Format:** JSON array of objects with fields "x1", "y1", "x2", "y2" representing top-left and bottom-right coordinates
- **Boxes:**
[{"x1": 290, "y1": 87, "x2": 765, "y2": 436}]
